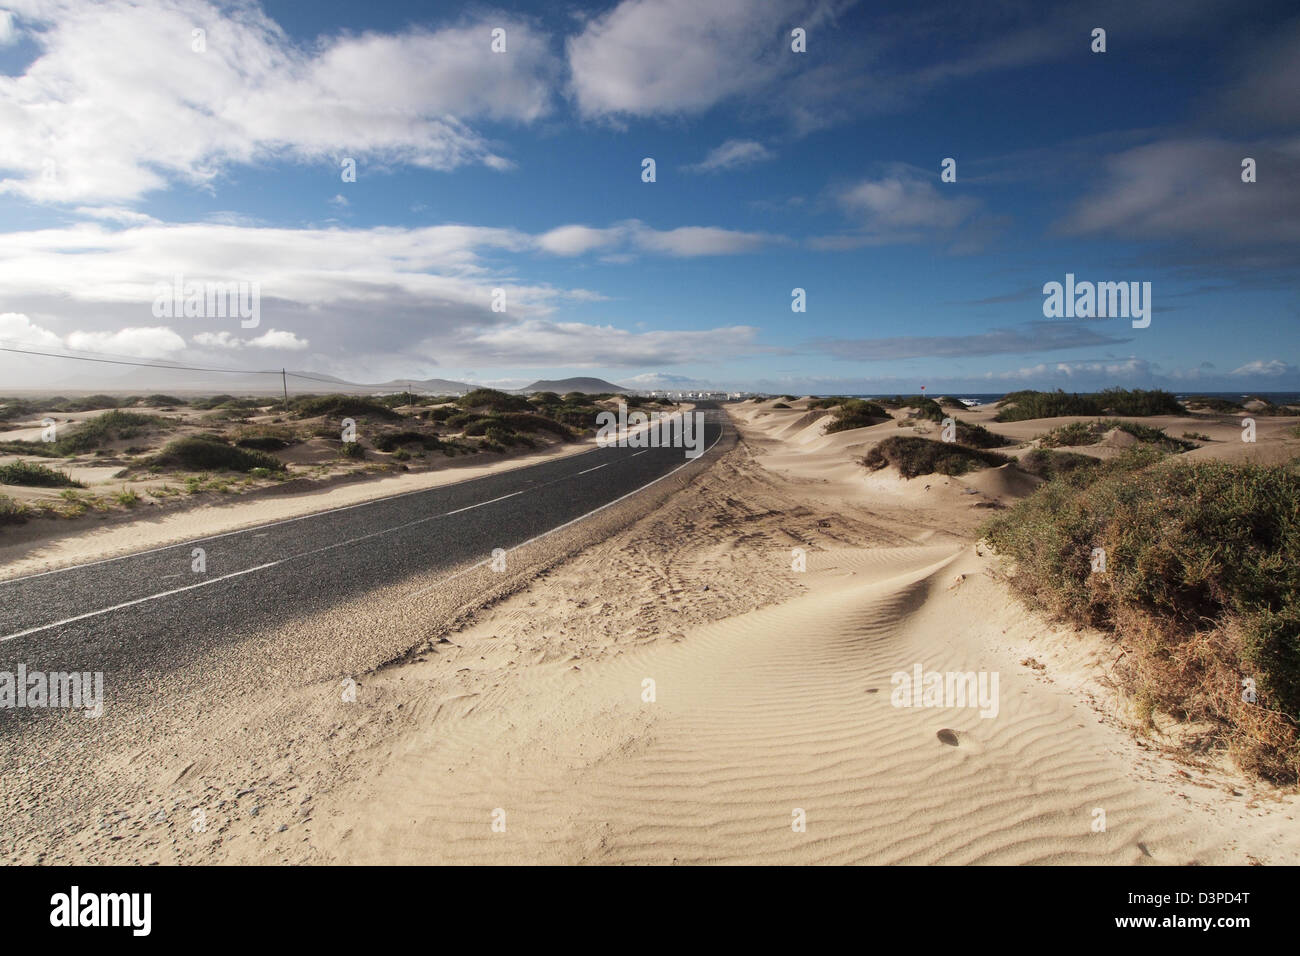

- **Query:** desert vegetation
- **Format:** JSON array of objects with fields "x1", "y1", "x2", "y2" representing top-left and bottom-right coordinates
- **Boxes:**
[{"x1": 982, "y1": 450, "x2": 1300, "y2": 782}]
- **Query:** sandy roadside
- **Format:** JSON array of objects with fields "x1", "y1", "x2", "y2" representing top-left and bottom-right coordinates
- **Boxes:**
[{"x1": 6, "y1": 400, "x2": 1297, "y2": 865}]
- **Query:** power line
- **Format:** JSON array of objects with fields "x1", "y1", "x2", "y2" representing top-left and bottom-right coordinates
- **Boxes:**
[
  {"x1": 0, "y1": 342, "x2": 423, "y2": 391},
  {"x1": 0, "y1": 345, "x2": 281, "y2": 376}
]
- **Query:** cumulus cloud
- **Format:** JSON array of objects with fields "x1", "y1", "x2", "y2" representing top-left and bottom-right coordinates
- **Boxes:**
[
  {"x1": 63, "y1": 326, "x2": 187, "y2": 357},
  {"x1": 193, "y1": 328, "x2": 309, "y2": 350},
  {"x1": 683, "y1": 140, "x2": 774, "y2": 174},
  {"x1": 0, "y1": 312, "x2": 64, "y2": 349},
  {"x1": 567, "y1": 0, "x2": 795, "y2": 118},
  {"x1": 536, "y1": 225, "x2": 623, "y2": 256},
  {"x1": 809, "y1": 166, "x2": 985, "y2": 248},
  {"x1": 0, "y1": 0, "x2": 559, "y2": 203},
  {"x1": 0, "y1": 215, "x2": 783, "y2": 379},
  {"x1": 0, "y1": 313, "x2": 186, "y2": 359}
]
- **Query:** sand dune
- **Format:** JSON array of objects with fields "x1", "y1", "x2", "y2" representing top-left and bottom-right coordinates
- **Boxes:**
[
  {"x1": 288, "y1": 401, "x2": 1298, "y2": 865},
  {"x1": 16, "y1": 397, "x2": 1297, "y2": 865}
]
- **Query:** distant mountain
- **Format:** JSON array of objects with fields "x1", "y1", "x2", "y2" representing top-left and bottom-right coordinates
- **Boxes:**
[
  {"x1": 520, "y1": 377, "x2": 628, "y2": 394},
  {"x1": 371, "y1": 377, "x2": 476, "y2": 394}
]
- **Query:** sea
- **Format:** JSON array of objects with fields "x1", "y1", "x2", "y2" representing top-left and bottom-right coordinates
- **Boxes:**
[{"x1": 848, "y1": 391, "x2": 1300, "y2": 408}]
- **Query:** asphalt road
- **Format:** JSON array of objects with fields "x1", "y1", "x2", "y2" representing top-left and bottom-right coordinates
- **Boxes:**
[{"x1": 0, "y1": 408, "x2": 724, "y2": 666}]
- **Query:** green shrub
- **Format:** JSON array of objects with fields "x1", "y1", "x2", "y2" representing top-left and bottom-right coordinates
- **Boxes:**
[
  {"x1": 0, "y1": 493, "x2": 30, "y2": 525},
  {"x1": 982, "y1": 456, "x2": 1300, "y2": 781},
  {"x1": 1036, "y1": 419, "x2": 1194, "y2": 453},
  {"x1": 494, "y1": 412, "x2": 573, "y2": 438},
  {"x1": 0, "y1": 460, "x2": 84, "y2": 488},
  {"x1": 1016, "y1": 448, "x2": 1102, "y2": 481},
  {"x1": 150, "y1": 437, "x2": 286, "y2": 473},
  {"x1": 995, "y1": 390, "x2": 1103, "y2": 421},
  {"x1": 824, "y1": 399, "x2": 890, "y2": 433},
  {"x1": 997, "y1": 388, "x2": 1185, "y2": 422},
  {"x1": 55, "y1": 409, "x2": 166, "y2": 455},
  {"x1": 373, "y1": 430, "x2": 443, "y2": 452},
  {"x1": 341, "y1": 441, "x2": 365, "y2": 460},
  {"x1": 0, "y1": 440, "x2": 58, "y2": 458},
  {"x1": 1183, "y1": 395, "x2": 1244, "y2": 414},
  {"x1": 51, "y1": 394, "x2": 122, "y2": 412},
  {"x1": 860, "y1": 436, "x2": 1011, "y2": 478},
  {"x1": 951, "y1": 419, "x2": 1013, "y2": 449},
  {"x1": 772, "y1": 402, "x2": 791, "y2": 409},
  {"x1": 1113, "y1": 420, "x2": 1196, "y2": 451},
  {"x1": 0, "y1": 398, "x2": 41, "y2": 423},
  {"x1": 1037, "y1": 421, "x2": 1104, "y2": 447},
  {"x1": 455, "y1": 388, "x2": 531, "y2": 413},
  {"x1": 292, "y1": 394, "x2": 401, "y2": 421},
  {"x1": 234, "y1": 435, "x2": 296, "y2": 451},
  {"x1": 483, "y1": 423, "x2": 533, "y2": 447},
  {"x1": 1094, "y1": 388, "x2": 1184, "y2": 416},
  {"x1": 189, "y1": 394, "x2": 236, "y2": 410}
]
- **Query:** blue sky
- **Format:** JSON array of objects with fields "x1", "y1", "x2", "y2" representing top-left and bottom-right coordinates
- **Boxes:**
[{"x1": 0, "y1": 0, "x2": 1296, "y2": 394}]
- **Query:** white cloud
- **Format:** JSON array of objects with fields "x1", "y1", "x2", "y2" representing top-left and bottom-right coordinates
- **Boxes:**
[
  {"x1": 1230, "y1": 359, "x2": 1296, "y2": 378},
  {"x1": 683, "y1": 139, "x2": 774, "y2": 174},
  {"x1": 536, "y1": 225, "x2": 622, "y2": 256},
  {"x1": 628, "y1": 222, "x2": 780, "y2": 256},
  {"x1": 0, "y1": 215, "x2": 782, "y2": 379},
  {"x1": 192, "y1": 331, "x2": 240, "y2": 350},
  {"x1": 809, "y1": 166, "x2": 983, "y2": 248},
  {"x1": 248, "y1": 328, "x2": 308, "y2": 350},
  {"x1": 194, "y1": 328, "x2": 308, "y2": 350},
  {"x1": 567, "y1": 0, "x2": 811, "y2": 119},
  {"x1": 1060, "y1": 138, "x2": 1300, "y2": 245},
  {"x1": 838, "y1": 172, "x2": 977, "y2": 231},
  {"x1": 0, "y1": 312, "x2": 64, "y2": 349},
  {"x1": 64, "y1": 326, "x2": 187, "y2": 358},
  {"x1": 0, "y1": 11, "x2": 18, "y2": 45},
  {"x1": 0, "y1": 0, "x2": 559, "y2": 203}
]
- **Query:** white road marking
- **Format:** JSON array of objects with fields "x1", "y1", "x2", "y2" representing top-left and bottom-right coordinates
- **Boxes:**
[
  {"x1": 577, "y1": 462, "x2": 609, "y2": 475},
  {"x1": 0, "y1": 441, "x2": 609, "y2": 585},
  {"x1": 0, "y1": 424, "x2": 724, "y2": 638},
  {"x1": 0, "y1": 563, "x2": 280, "y2": 642}
]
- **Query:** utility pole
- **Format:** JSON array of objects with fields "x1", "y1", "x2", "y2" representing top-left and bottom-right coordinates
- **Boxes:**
[{"x1": 281, "y1": 368, "x2": 288, "y2": 411}]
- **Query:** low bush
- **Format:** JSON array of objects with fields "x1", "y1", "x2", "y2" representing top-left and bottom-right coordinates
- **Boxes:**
[
  {"x1": 860, "y1": 436, "x2": 1011, "y2": 478},
  {"x1": 824, "y1": 399, "x2": 890, "y2": 433},
  {"x1": 982, "y1": 455, "x2": 1300, "y2": 781},
  {"x1": 0, "y1": 460, "x2": 84, "y2": 488},
  {"x1": 149, "y1": 437, "x2": 286, "y2": 473}
]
